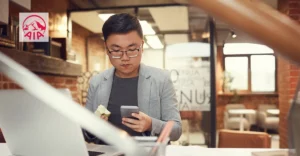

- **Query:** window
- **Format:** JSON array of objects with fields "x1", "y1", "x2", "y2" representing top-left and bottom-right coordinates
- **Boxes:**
[
  {"x1": 251, "y1": 55, "x2": 275, "y2": 92},
  {"x1": 224, "y1": 43, "x2": 276, "y2": 92},
  {"x1": 225, "y1": 57, "x2": 248, "y2": 90}
]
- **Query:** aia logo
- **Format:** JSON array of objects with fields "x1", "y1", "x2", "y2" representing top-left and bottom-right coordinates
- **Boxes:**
[{"x1": 19, "y1": 13, "x2": 49, "y2": 42}]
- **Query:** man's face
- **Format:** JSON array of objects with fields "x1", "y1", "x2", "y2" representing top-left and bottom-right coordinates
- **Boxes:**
[{"x1": 105, "y1": 31, "x2": 143, "y2": 78}]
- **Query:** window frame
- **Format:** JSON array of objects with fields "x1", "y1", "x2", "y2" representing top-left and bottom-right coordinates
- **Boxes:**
[{"x1": 223, "y1": 53, "x2": 277, "y2": 93}]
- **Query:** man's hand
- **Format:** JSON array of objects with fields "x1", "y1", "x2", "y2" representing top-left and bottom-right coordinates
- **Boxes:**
[
  {"x1": 100, "y1": 115, "x2": 108, "y2": 121},
  {"x1": 122, "y1": 112, "x2": 152, "y2": 133}
]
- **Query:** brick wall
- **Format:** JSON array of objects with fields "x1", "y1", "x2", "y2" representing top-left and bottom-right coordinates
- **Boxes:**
[
  {"x1": 71, "y1": 22, "x2": 93, "y2": 72},
  {"x1": 0, "y1": 73, "x2": 80, "y2": 103},
  {"x1": 277, "y1": 59, "x2": 300, "y2": 148},
  {"x1": 278, "y1": 0, "x2": 300, "y2": 148},
  {"x1": 87, "y1": 36, "x2": 106, "y2": 72}
]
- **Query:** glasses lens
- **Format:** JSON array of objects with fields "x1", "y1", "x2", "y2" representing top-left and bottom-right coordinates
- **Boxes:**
[{"x1": 127, "y1": 49, "x2": 139, "y2": 57}]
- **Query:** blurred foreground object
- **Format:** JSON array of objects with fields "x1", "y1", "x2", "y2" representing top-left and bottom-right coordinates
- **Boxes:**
[
  {"x1": 0, "y1": 51, "x2": 144, "y2": 156},
  {"x1": 190, "y1": 0, "x2": 300, "y2": 63}
]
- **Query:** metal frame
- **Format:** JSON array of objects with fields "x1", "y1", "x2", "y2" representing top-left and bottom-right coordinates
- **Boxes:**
[{"x1": 209, "y1": 17, "x2": 217, "y2": 148}]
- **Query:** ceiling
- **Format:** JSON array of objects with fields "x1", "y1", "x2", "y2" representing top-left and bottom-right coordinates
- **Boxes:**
[{"x1": 70, "y1": 0, "x2": 278, "y2": 46}]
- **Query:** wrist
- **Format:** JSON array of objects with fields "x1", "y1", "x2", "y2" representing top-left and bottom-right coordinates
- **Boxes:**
[{"x1": 147, "y1": 116, "x2": 152, "y2": 131}]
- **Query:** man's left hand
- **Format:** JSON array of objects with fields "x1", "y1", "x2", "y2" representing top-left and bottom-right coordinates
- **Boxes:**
[{"x1": 122, "y1": 112, "x2": 152, "y2": 133}]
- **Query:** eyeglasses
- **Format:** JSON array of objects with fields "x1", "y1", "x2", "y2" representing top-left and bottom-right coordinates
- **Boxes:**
[{"x1": 106, "y1": 44, "x2": 143, "y2": 59}]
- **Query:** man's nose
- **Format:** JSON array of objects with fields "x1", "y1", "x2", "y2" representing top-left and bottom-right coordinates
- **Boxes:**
[{"x1": 120, "y1": 52, "x2": 130, "y2": 61}]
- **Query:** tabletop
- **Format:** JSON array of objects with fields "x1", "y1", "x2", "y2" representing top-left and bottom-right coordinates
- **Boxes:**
[
  {"x1": 0, "y1": 143, "x2": 288, "y2": 156},
  {"x1": 228, "y1": 109, "x2": 256, "y2": 115}
]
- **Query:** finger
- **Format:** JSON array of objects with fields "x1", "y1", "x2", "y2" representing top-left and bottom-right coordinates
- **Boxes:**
[
  {"x1": 132, "y1": 113, "x2": 143, "y2": 120},
  {"x1": 122, "y1": 121, "x2": 139, "y2": 129},
  {"x1": 132, "y1": 128, "x2": 143, "y2": 133},
  {"x1": 122, "y1": 118, "x2": 139, "y2": 125}
]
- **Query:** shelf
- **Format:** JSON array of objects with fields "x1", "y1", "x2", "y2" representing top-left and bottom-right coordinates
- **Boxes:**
[{"x1": 0, "y1": 47, "x2": 81, "y2": 77}]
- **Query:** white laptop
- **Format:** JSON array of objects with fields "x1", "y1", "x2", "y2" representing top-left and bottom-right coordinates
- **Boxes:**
[{"x1": 0, "y1": 89, "x2": 117, "y2": 156}]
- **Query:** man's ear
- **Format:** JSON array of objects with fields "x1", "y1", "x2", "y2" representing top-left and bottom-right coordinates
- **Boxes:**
[
  {"x1": 104, "y1": 41, "x2": 109, "y2": 55},
  {"x1": 141, "y1": 40, "x2": 145, "y2": 53}
]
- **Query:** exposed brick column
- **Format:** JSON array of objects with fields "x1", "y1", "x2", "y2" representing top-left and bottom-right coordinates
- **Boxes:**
[{"x1": 278, "y1": 0, "x2": 300, "y2": 148}]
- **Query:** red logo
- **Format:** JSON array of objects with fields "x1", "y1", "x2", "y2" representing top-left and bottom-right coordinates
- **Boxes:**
[{"x1": 22, "y1": 15, "x2": 47, "y2": 40}]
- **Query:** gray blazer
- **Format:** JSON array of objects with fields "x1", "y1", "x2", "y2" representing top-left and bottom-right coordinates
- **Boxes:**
[{"x1": 85, "y1": 64, "x2": 182, "y2": 141}]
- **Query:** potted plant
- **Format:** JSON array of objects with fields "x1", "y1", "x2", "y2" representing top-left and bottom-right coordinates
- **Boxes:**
[{"x1": 222, "y1": 71, "x2": 234, "y2": 93}]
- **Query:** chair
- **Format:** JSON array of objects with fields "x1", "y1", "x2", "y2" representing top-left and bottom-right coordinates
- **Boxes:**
[
  {"x1": 0, "y1": 128, "x2": 5, "y2": 143},
  {"x1": 218, "y1": 129, "x2": 271, "y2": 148},
  {"x1": 257, "y1": 104, "x2": 279, "y2": 131},
  {"x1": 224, "y1": 104, "x2": 251, "y2": 131}
]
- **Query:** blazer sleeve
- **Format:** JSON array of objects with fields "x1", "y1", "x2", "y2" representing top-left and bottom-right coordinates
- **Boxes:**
[
  {"x1": 83, "y1": 76, "x2": 97, "y2": 142},
  {"x1": 150, "y1": 71, "x2": 182, "y2": 141}
]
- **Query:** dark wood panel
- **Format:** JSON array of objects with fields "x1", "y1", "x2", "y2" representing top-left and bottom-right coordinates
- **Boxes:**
[{"x1": 0, "y1": 47, "x2": 81, "y2": 77}]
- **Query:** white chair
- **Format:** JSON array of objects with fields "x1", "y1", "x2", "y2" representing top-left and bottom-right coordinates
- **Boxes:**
[
  {"x1": 257, "y1": 104, "x2": 279, "y2": 131},
  {"x1": 224, "y1": 104, "x2": 251, "y2": 131}
]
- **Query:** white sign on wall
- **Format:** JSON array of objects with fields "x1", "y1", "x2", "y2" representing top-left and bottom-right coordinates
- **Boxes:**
[{"x1": 166, "y1": 43, "x2": 211, "y2": 111}]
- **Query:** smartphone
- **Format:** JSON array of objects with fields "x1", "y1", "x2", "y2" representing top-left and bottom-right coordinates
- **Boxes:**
[{"x1": 120, "y1": 106, "x2": 139, "y2": 119}]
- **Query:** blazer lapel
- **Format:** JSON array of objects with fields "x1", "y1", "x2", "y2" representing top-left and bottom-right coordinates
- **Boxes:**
[
  {"x1": 138, "y1": 64, "x2": 152, "y2": 115},
  {"x1": 98, "y1": 68, "x2": 114, "y2": 108}
]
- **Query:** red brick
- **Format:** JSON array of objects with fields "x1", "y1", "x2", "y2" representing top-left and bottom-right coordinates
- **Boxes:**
[
  {"x1": 290, "y1": 15, "x2": 299, "y2": 20},
  {"x1": 289, "y1": 89, "x2": 296, "y2": 95},
  {"x1": 290, "y1": 77, "x2": 299, "y2": 83},
  {"x1": 66, "y1": 79, "x2": 76, "y2": 85},
  {"x1": 2, "y1": 75, "x2": 12, "y2": 82},
  {"x1": 289, "y1": 2, "x2": 300, "y2": 8},
  {"x1": 3, "y1": 83, "x2": 9, "y2": 89},
  {"x1": 289, "y1": 8, "x2": 300, "y2": 14},
  {"x1": 290, "y1": 64, "x2": 300, "y2": 70},
  {"x1": 290, "y1": 70, "x2": 300, "y2": 76},
  {"x1": 41, "y1": 76, "x2": 54, "y2": 84},
  {"x1": 53, "y1": 77, "x2": 66, "y2": 84},
  {"x1": 290, "y1": 82, "x2": 298, "y2": 89},
  {"x1": 10, "y1": 83, "x2": 21, "y2": 89},
  {"x1": 69, "y1": 86, "x2": 78, "y2": 92},
  {"x1": 54, "y1": 84, "x2": 65, "y2": 88}
]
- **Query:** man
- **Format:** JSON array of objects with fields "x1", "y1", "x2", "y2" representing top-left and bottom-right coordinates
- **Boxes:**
[{"x1": 85, "y1": 13, "x2": 181, "y2": 143}]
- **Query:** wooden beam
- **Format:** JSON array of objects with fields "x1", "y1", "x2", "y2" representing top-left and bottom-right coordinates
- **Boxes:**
[
  {"x1": 191, "y1": 0, "x2": 300, "y2": 63},
  {"x1": 0, "y1": 47, "x2": 82, "y2": 76}
]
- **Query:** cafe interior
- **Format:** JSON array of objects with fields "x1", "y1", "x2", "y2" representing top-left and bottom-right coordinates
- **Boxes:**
[{"x1": 0, "y1": 0, "x2": 300, "y2": 155}]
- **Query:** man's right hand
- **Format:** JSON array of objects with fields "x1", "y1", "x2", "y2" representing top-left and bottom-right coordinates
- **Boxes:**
[{"x1": 100, "y1": 115, "x2": 108, "y2": 121}]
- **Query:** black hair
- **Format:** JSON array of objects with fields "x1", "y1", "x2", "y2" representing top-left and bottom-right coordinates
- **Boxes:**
[{"x1": 102, "y1": 13, "x2": 143, "y2": 41}]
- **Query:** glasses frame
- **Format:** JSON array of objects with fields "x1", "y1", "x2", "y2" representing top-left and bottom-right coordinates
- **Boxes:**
[{"x1": 106, "y1": 43, "x2": 143, "y2": 59}]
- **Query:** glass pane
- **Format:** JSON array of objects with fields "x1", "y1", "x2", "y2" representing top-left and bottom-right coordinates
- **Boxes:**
[
  {"x1": 224, "y1": 43, "x2": 274, "y2": 55},
  {"x1": 251, "y1": 55, "x2": 275, "y2": 92},
  {"x1": 225, "y1": 57, "x2": 248, "y2": 90}
]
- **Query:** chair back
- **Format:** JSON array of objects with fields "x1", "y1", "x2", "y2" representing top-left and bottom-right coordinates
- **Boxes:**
[
  {"x1": 258, "y1": 104, "x2": 277, "y2": 112},
  {"x1": 218, "y1": 129, "x2": 271, "y2": 148}
]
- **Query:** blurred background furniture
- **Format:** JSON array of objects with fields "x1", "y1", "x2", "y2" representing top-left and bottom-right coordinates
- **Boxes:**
[
  {"x1": 0, "y1": 129, "x2": 5, "y2": 143},
  {"x1": 218, "y1": 129, "x2": 271, "y2": 148},
  {"x1": 224, "y1": 104, "x2": 253, "y2": 131},
  {"x1": 257, "y1": 104, "x2": 279, "y2": 132}
]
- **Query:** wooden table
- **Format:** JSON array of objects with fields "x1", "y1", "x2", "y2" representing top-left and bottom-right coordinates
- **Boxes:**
[{"x1": 267, "y1": 109, "x2": 280, "y2": 115}]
